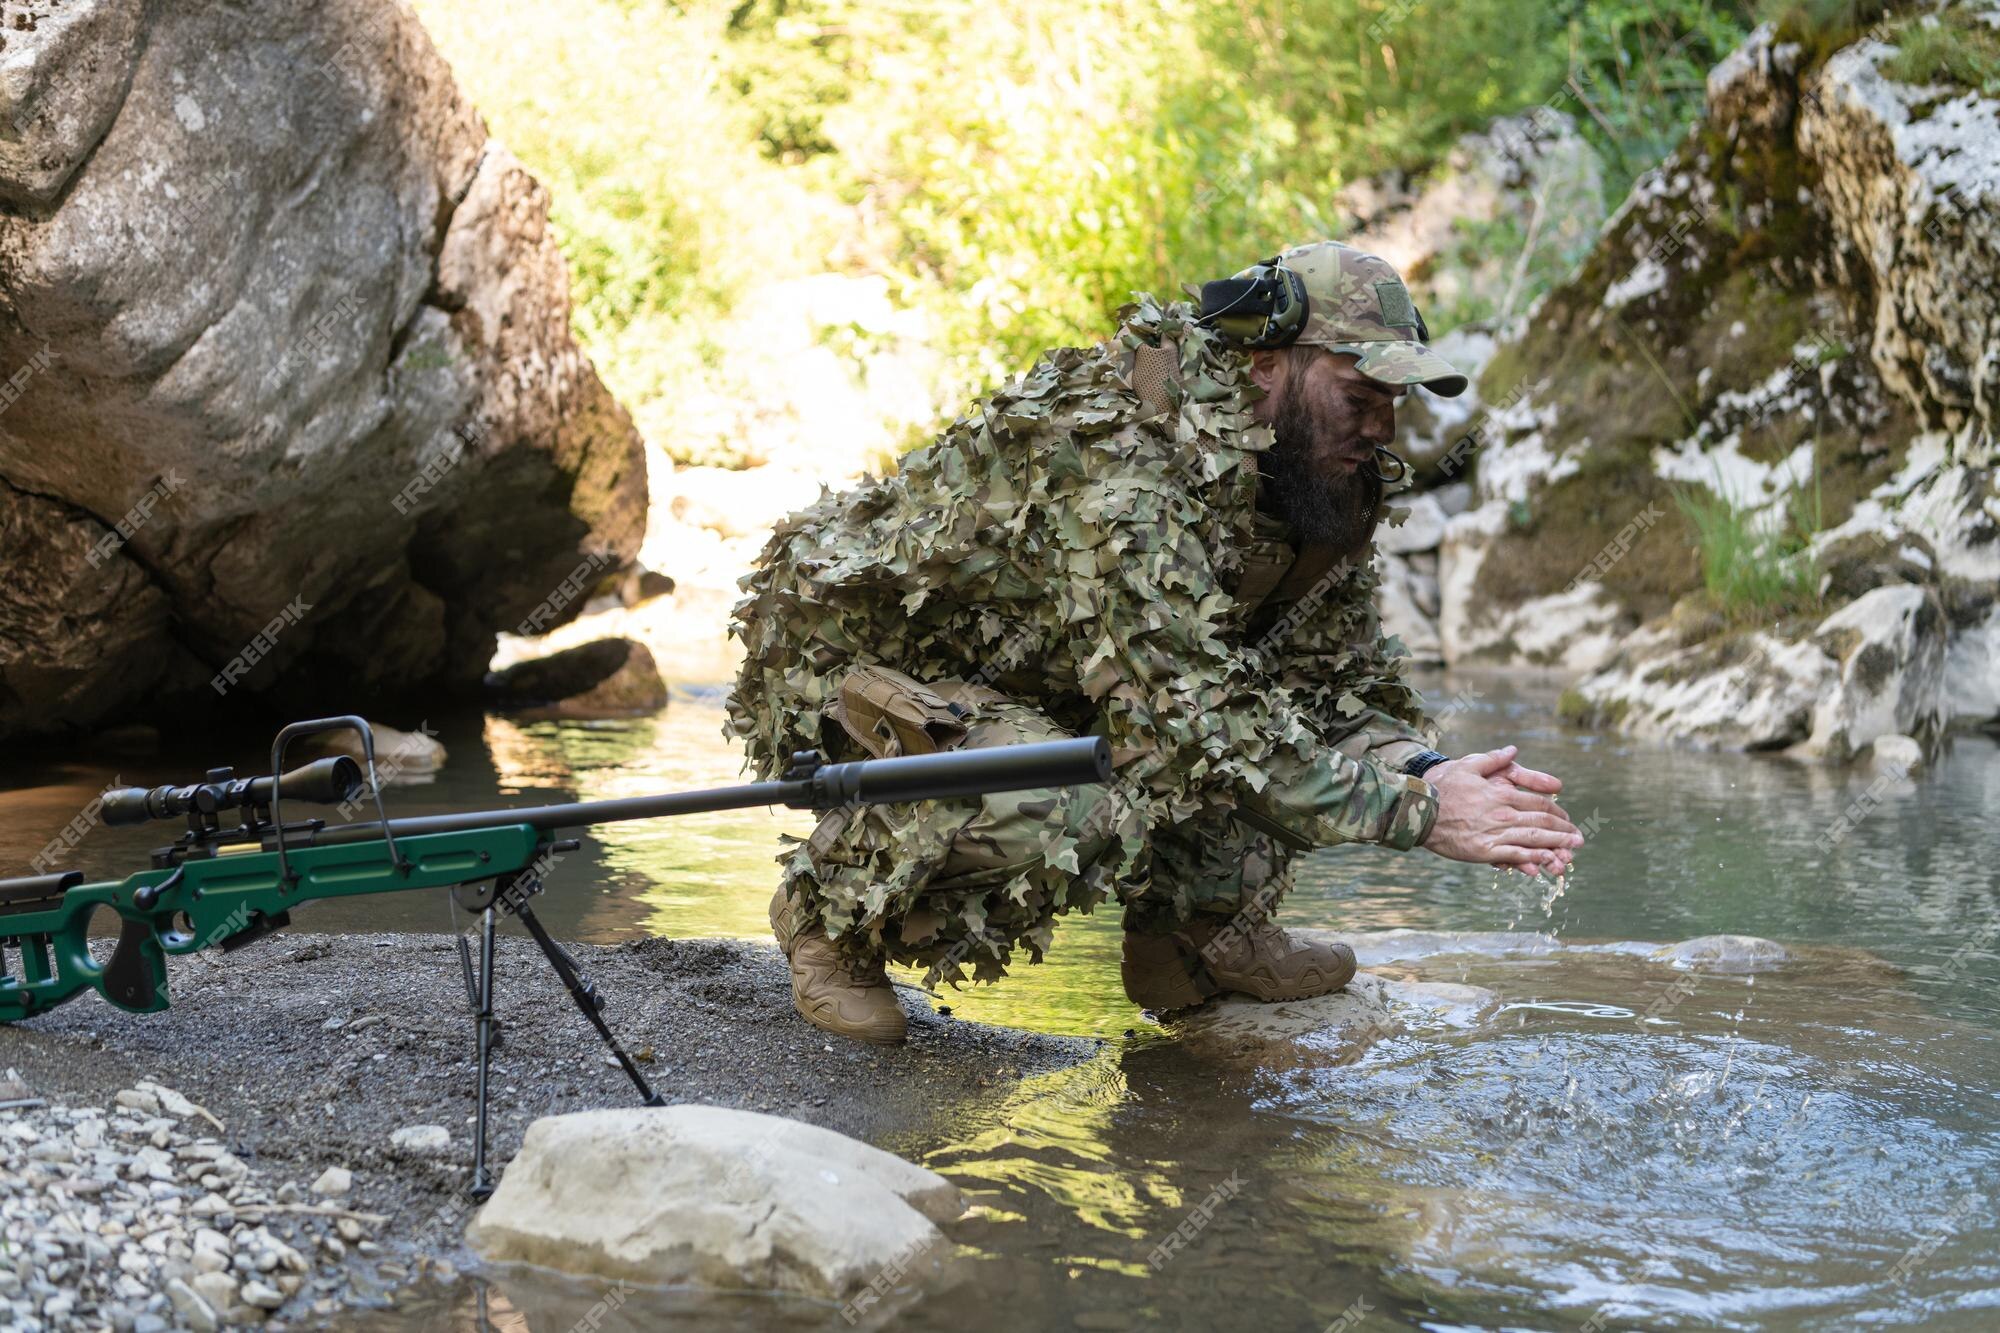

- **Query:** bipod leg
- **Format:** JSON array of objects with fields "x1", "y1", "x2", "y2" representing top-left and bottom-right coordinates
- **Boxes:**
[
  {"x1": 512, "y1": 901, "x2": 664, "y2": 1107},
  {"x1": 468, "y1": 905, "x2": 500, "y2": 1201}
]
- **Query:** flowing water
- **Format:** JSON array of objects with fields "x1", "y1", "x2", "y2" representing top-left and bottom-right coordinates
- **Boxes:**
[{"x1": 6, "y1": 674, "x2": 1999, "y2": 1330}]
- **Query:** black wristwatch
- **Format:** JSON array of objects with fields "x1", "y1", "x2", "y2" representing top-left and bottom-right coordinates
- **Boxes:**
[{"x1": 1403, "y1": 749, "x2": 1451, "y2": 778}]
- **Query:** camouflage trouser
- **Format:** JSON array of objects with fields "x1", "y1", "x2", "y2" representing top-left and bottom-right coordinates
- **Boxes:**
[{"x1": 782, "y1": 670, "x2": 1295, "y2": 985}]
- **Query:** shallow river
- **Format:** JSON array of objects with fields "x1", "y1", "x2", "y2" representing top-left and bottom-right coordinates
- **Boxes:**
[{"x1": 6, "y1": 674, "x2": 1999, "y2": 1330}]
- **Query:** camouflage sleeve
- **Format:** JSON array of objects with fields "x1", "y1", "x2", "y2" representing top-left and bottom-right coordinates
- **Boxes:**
[{"x1": 1069, "y1": 513, "x2": 1437, "y2": 854}]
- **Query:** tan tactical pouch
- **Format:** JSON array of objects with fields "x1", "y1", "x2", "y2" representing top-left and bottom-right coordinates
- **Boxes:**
[{"x1": 826, "y1": 664, "x2": 971, "y2": 759}]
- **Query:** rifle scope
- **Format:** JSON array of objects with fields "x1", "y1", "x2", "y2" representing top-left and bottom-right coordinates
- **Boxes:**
[{"x1": 102, "y1": 757, "x2": 365, "y2": 828}]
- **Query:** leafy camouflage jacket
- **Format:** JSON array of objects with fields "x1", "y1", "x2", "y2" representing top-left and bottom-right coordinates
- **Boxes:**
[{"x1": 727, "y1": 295, "x2": 1440, "y2": 892}]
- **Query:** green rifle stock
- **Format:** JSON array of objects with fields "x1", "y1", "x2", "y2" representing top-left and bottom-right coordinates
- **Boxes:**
[
  {"x1": 0, "y1": 717, "x2": 1111, "y2": 1022},
  {"x1": 0, "y1": 716, "x2": 1110, "y2": 1196}
]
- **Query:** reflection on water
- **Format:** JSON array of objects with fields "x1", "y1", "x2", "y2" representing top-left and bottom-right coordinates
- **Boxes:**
[{"x1": 7, "y1": 675, "x2": 2000, "y2": 1329}]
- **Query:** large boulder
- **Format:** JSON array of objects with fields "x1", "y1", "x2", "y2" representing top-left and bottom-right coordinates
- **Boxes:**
[
  {"x1": 0, "y1": 0, "x2": 647, "y2": 739},
  {"x1": 468, "y1": 1106, "x2": 964, "y2": 1301}
]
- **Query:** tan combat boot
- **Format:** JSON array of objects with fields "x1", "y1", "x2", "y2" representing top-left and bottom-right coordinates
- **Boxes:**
[
  {"x1": 1122, "y1": 914, "x2": 1356, "y2": 1010},
  {"x1": 768, "y1": 888, "x2": 907, "y2": 1045}
]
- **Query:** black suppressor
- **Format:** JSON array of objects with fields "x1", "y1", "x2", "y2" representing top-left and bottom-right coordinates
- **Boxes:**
[{"x1": 102, "y1": 757, "x2": 365, "y2": 827}]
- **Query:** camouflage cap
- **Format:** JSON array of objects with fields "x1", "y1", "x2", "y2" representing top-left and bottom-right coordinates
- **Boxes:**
[{"x1": 1243, "y1": 241, "x2": 1468, "y2": 397}]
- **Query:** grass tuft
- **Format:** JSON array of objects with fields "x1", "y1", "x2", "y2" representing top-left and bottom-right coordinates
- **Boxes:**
[
  {"x1": 1672, "y1": 470, "x2": 1822, "y2": 621},
  {"x1": 1882, "y1": 9, "x2": 2000, "y2": 94}
]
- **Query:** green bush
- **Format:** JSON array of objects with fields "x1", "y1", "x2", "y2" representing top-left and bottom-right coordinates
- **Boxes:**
[{"x1": 414, "y1": 0, "x2": 1754, "y2": 459}]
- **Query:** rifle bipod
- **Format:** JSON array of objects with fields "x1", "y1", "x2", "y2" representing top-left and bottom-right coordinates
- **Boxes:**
[{"x1": 452, "y1": 846, "x2": 664, "y2": 1201}]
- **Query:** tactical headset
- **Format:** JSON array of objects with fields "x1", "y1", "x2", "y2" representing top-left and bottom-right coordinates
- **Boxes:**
[
  {"x1": 1196, "y1": 257, "x2": 1433, "y2": 349},
  {"x1": 1196, "y1": 257, "x2": 1418, "y2": 485}
]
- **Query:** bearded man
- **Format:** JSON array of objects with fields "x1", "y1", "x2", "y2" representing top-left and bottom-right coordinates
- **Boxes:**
[{"x1": 728, "y1": 241, "x2": 1580, "y2": 1044}]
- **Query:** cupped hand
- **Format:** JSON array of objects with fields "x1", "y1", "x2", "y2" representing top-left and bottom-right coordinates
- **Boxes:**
[{"x1": 1420, "y1": 745, "x2": 1582, "y2": 876}]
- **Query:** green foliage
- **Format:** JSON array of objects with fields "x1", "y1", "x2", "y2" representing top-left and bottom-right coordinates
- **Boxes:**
[
  {"x1": 415, "y1": 0, "x2": 1754, "y2": 460},
  {"x1": 411, "y1": 0, "x2": 858, "y2": 464},
  {"x1": 1544, "y1": 1, "x2": 1755, "y2": 193},
  {"x1": 1882, "y1": 8, "x2": 2000, "y2": 94},
  {"x1": 1672, "y1": 472, "x2": 1822, "y2": 621}
]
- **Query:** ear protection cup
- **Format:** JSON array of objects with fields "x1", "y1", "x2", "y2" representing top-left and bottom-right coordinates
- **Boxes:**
[{"x1": 1196, "y1": 262, "x2": 1308, "y2": 348}]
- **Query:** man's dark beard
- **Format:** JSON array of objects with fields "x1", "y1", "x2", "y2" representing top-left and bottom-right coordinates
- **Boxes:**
[{"x1": 1259, "y1": 383, "x2": 1382, "y2": 555}]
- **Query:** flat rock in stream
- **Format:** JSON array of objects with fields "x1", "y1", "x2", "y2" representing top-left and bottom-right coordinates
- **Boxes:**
[
  {"x1": 1169, "y1": 973, "x2": 1500, "y2": 1068},
  {"x1": 1650, "y1": 934, "x2": 1790, "y2": 972},
  {"x1": 468, "y1": 1105, "x2": 963, "y2": 1301},
  {"x1": 1341, "y1": 928, "x2": 1565, "y2": 966}
]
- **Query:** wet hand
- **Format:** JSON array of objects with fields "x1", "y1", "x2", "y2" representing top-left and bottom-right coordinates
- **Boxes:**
[{"x1": 1419, "y1": 746, "x2": 1581, "y2": 876}]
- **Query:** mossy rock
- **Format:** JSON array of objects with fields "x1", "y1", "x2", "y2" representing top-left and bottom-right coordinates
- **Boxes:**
[{"x1": 1817, "y1": 530, "x2": 1937, "y2": 602}]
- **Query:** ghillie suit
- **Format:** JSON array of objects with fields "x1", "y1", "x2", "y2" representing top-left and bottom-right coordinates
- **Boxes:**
[{"x1": 727, "y1": 294, "x2": 1442, "y2": 987}]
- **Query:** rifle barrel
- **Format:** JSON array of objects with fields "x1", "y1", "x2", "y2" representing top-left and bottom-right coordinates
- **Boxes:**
[{"x1": 307, "y1": 737, "x2": 1110, "y2": 847}]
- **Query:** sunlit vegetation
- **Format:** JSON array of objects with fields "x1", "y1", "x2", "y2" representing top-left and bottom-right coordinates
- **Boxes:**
[{"x1": 414, "y1": 0, "x2": 1757, "y2": 460}]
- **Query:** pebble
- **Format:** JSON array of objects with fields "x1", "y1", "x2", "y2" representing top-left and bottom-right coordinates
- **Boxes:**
[
  {"x1": 164, "y1": 1278, "x2": 217, "y2": 1333},
  {"x1": 0, "y1": 1085, "x2": 357, "y2": 1328},
  {"x1": 310, "y1": 1165, "x2": 352, "y2": 1196},
  {"x1": 389, "y1": 1124, "x2": 450, "y2": 1155},
  {"x1": 189, "y1": 1270, "x2": 238, "y2": 1311},
  {"x1": 135, "y1": 1082, "x2": 200, "y2": 1120}
]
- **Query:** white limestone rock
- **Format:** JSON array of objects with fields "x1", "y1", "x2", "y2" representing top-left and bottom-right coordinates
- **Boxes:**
[
  {"x1": 388, "y1": 1124, "x2": 452, "y2": 1157},
  {"x1": 1379, "y1": 493, "x2": 1450, "y2": 555},
  {"x1": 1942, "y1": 602, "x2": 2000, "y2": 729},
  {"x1": 1569, "y1": 628, "x2": 1836, "y2": 751},
  {"x1": 468, "y1": 1106, "x2": 964, "y2": 1301},
  {"x1": 1802, "y1": 583, "x2": 1946, "y2": 761},
  {"x1": 1868, "y1": 733, "x2": 1925, "y2": 776},
  {"x1": 1374, "y1": 551, "x2": 1443, "y2": 664}
]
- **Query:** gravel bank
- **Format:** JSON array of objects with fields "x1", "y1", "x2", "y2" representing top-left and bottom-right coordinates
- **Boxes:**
[{"x1": 0, "y1": 932, "x2": 1093, "y2": 1328}]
